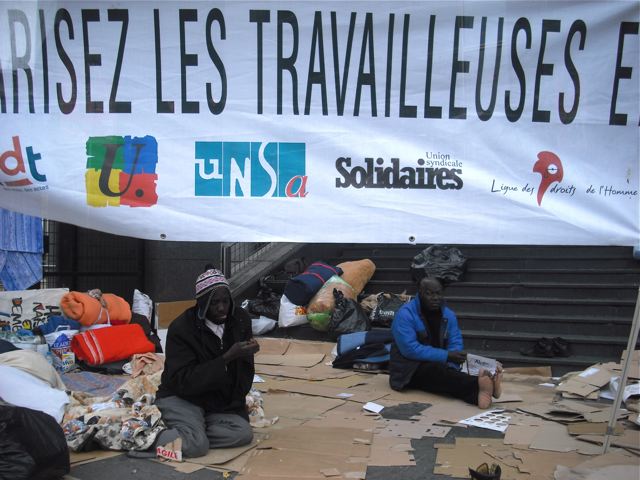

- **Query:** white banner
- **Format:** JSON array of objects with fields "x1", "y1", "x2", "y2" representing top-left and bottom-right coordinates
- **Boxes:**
[{"x1": 0, "y1": 1, "x2": 638, "y2": 244}]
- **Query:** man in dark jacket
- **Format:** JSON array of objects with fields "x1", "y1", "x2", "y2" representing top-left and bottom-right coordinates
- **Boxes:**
[
  {"x1": 389, "y1": 277, "x2": 501, "y2": 409},
  {"x1": 154, "y1": 268, "x2": 259, "y2": 458}
]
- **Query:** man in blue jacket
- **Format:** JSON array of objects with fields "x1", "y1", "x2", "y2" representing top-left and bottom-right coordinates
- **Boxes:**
[{"x1": 389, "y1": 277, "x2": 501, "y2": 408}]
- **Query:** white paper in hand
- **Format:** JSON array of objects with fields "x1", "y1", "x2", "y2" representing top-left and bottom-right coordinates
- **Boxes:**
[{"x1": 465, "y1": 353, "x2": 497, "y2": 376}]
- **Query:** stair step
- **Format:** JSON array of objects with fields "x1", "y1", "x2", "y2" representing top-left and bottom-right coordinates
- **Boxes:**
[
  {"x1": 457, "y1": 312, "x2": 634, "y2": 336},
  {"x1": 463, "y1": 330, "x2": 631, "y2": 358},
  {"x1": 476, "y1": 350, "x2": 620, "y2": 376},
  {"x1": 448, "y1": 296, "x2": 636, "y2": 317}
]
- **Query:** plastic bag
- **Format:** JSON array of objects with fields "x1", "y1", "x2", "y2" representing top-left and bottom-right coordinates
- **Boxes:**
[
  {"x1": 247, "y1": 286, "x2": 281, "y2": 320},
  {"x1": 278, "y1": 295, "x2": 308, "y2": 328},
  {"x1": 410, "y1": 245, "x2": 467, "y2": 284},
  {"x1": 252, "y1": 316, "x2": 277, "y2": 336},
  {"x1": 132, "y1": 289, "x2": 153, "y2": 322},
  {"x1": 369, "y1": 293, "x2": 409, "y2": 328},
  {"x1": 0, "y1": 402, "x2": 70, "y2": 480},
  {"x1": 307, "y1": 275, "x2": 355, "y2": 315},
  {"x1": 328, "y1": 289, "x2": 370, "y2": 340}
]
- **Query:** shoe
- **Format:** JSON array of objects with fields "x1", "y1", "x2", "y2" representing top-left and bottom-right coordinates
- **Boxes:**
[
  {"x1": 551, "y1": 337, "x2": 571, "y2": 357},
  {"x1": 469, "y1": 462, "x2": 502, "y2": 480},
  {"x1": 520, "y1": 338, "x2": 554, "y2": 358}
]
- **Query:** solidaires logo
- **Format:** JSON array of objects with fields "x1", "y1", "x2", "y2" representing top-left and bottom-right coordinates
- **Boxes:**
[
  {"x1": 195, "y1": 142, "x2": 307, "y2": 197},
  {"x1": 85, "y1": 136, "x2": 158, "y2": 207}
]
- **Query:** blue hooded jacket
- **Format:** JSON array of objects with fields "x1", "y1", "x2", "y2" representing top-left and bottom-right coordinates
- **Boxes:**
[{"x1": 389, "y1": 295, "x2": 463, "y2": 390}]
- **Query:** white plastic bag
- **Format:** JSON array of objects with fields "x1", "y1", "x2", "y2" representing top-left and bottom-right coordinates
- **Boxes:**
[
  {"x1": 252, "y1": 316, "x2": 277, "y2": 336},
  {"x1": 278, "y1": 294, "x2": 308, "y2": 328},
  {"x1": 44, "y1": 326, "x2": 78, "y2": 347},
  {"x1": 132, "y1": 289, "x2": 154, "y2": 322}
]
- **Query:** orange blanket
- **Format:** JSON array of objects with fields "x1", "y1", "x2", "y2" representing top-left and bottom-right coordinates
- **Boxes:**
[{"x1": 60, "y1": 291, "x2": 132, "y2": 326}]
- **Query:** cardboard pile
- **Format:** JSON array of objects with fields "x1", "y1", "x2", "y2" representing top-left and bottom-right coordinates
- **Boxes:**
[{"x1": 70, "y1": 342, "x2": 640, "y2": 479}]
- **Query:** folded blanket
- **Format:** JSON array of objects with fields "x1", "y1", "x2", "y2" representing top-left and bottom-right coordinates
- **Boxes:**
[
  {"x1": 336, "y1": 259, "x2": 376, "y2": 296},
  {"x1": 71, "y1": 324, "x2": 154, "y2": 366},
  {"x1": 60, "y1": 291, "x2": 131, "y2": 326}
]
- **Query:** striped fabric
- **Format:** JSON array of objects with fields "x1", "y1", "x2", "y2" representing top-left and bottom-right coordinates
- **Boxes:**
[{"x1": 0, "y1": 208, "x2": 43, "y2": 290}]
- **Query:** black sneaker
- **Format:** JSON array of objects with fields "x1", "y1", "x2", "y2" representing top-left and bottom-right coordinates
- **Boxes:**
[
  {"x1": 520, "y1": 338, "x2": 554, "y2": 358},
  {"x1": 469, "y1": 462, "x2": 502, "y2": 480},
  {"x1": 552, "y1": 337, "x2": 571, "y2": 357}
]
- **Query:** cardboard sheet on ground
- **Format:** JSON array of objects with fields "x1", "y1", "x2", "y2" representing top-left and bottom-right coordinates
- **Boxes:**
[
  {"x1": 185, "y1": 437, "x2": 261, "y2": 466},
  {"x1": 243, "y1": 425, "x2": 370, "y2": 479},
  {"x1": 242, "y1": 446, "x2": 368, "y2": 479},
  {"x1": 69, "y1": 450, "x2": 123, "y2": 466},
  {"x1": 512, "y1": 447, "x2": 603, "y2": 480},
  {"x1": 155, "y1": 459, "x2": 205, "y2": 474},
  {"x1": 574, "y1": 366, "x2": 615, "y2": 388},
  {"x1": 375, "y1": 418, "x2": 451, "y2": 439},
  {"x1": 554, "y1": 451, "x2": 640, "y2": 480},
  {"x1": 528, "y1": 422, "x2": 603, "y2": 454},
  {"x1": 263, "y1": 377, "x2": 387, "y2": 403},
  {"x1": 257, "y1": 425, "x2": 372, "y2": 457},
  {"x1": 304, "y1": 401, "x2": 378, "y2": 430},
  {"x1": 262, "y1": 392, "x2": 344, "y2": 421},
  {"x1": 419, "y1": 400, "x2": 486, "y2": 424},
  {"x1": 556, "y1": 380, "x2": 601, "y2": 397},
  {"x1": 435, "y1": 438, "x2": 522, "y2": 479},
  {"x1": 367, "y1": 436, "x2": 415, "y2": 466},
  {"x1": 255, "y1": 363, "x2": 353, "y2": 380},
  {"x1": 256, "y1": 337, "x2": 291, "y2": 355},
  {"x1": 255, "y1": 353, "x2": 325, "y2": 368},
  {"x1": 286, "y1": 340, "x2": 335, "y2": 356},
  {"x1": 517, "y1": 402, "x2": 593, "y2": 423},
  {"x1": 576, "y1": 428, "x2": 640, "y2": 451},
  {"x1": 504, "y1": 366, "x2": 553, "y2": 377},
  {"x1": 567, "y1": 422, "x2": 625, "y2": 436}
]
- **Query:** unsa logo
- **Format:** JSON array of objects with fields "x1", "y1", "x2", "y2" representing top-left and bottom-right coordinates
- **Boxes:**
[{"x1": 195, "y1": 142, "x2": 307, "y2": 198}]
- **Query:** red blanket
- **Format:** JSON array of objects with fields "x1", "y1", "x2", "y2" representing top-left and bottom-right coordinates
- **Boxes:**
[{"x1": 71, "y1": 324, "x2": 154, "y2": 365}]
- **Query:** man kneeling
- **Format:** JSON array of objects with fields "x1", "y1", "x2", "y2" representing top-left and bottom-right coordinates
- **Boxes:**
[
  {"x1": 153, "y1": 268, "x2": 259, "y2": 458},
  {"x1": 389, "y1": 277, "x2": 501, "y2": 409}
]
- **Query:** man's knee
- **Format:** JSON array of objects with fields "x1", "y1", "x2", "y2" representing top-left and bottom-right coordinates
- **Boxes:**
[
  {"x1": 235, "y1": 421, "x2": 254, "y2": 446},
  {"x1": 181, "y1": 431, "x2": 210, "y2": 458}
]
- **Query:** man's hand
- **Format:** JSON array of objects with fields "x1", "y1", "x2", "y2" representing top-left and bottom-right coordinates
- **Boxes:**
[
  {"x1": 447, "y1": 350, "x2": 467, "y2": 364},
  {"x1": 223, "y1": 339, "x2": 260, "y2": 363}
]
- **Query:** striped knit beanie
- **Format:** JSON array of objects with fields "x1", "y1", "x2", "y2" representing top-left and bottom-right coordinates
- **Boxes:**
[{"x1": 195, "y1": 268, "x2": 229, "y2": 299}]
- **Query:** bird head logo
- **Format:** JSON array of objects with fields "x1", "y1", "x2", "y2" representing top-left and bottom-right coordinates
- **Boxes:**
[{"x1": 533, "y1": 151, "x2": 563, "y2": 206}]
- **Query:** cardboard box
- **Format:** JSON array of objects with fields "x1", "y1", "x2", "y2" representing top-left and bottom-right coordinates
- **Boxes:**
[{"x1": 156, "y1": 300, "x2": 195, "y2": 328}]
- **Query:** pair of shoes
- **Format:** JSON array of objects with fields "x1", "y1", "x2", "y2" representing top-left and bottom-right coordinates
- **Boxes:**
[
  {"x1": 469, "y1": 462, "x2": 501, "y2": 480},
  {"x1": 520, "y1": 337, "x2": 571, "y2": 358},
  {"x1": 551, "y1": 337, "x2": 571, "y2": 357},
  {"x1": 520, "y1": 337, "x2": 554, "y2": 357}
]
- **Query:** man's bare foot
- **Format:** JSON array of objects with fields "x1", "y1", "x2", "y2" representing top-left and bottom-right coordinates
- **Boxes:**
[
  {"x1": 492, "y1": 365, "x2": 503, "y2": 399},
  {"x1": 477, "y1": 370, "x2": 494, "y2": 409}
]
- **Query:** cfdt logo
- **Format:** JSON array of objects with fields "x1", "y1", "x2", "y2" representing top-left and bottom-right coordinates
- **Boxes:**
[
  {"x1": 533, "y1": 151, "x2": 563, "y2": 206},
  {"x1": 195, "y1": 142, "x2": 307, "y2": 197},
  {"x1": 0, "y1": 136, "x2": 47, "y2": 188},
  {"x1": 86, "y1": 136, "x2": 158, "y2": 207}
]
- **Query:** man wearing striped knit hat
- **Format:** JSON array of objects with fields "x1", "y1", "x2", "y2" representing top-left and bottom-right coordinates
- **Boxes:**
[{"x1": 153, "y1": 267, "x2": 260, "y2": 459}]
